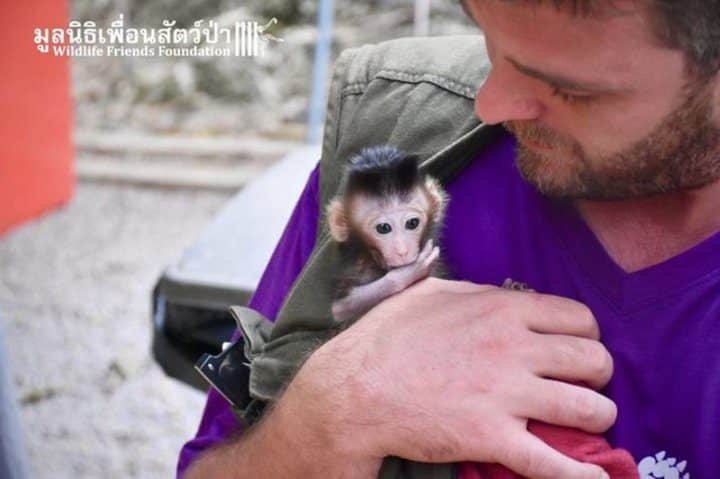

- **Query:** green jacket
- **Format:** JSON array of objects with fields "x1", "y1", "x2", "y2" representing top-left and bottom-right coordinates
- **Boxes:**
[{"x1": 235, "y1": 34, "x2": 506, "y2": 478}]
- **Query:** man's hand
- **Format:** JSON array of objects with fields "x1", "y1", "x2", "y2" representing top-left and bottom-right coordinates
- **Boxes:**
[{"x1": 299, "y1": 278, "x2": 616, "y2": 479}]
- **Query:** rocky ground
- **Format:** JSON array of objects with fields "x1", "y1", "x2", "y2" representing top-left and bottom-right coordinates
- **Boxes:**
[
  {"x1": 71, "y1": 0, "x2": 476, "y2": 138},
  {"x1": 0, "y1": 183, "x2": 232, "y2": 478}
]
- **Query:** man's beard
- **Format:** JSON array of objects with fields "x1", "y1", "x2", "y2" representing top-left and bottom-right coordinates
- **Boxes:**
[{"x1": 504, "y1": 80, "x2": 720, "y2": 200}]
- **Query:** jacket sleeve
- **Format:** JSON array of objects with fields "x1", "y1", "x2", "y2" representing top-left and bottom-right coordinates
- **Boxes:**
[{"x1": 175, "y1": 165, "x2": 321, "y2": 479}]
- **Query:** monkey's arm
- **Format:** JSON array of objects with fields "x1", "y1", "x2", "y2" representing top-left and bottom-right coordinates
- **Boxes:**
[
  {"x1": 332, "y1": 274, "x2": 402, "y2": 322},
  {"x1": 332, "y1": 241, "x2": 439, "y2": 322}
]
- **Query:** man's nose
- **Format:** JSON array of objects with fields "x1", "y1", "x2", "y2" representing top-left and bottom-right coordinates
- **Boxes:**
[{"x1": 474, "y1": 68, "x2": 544, "y2": 125}]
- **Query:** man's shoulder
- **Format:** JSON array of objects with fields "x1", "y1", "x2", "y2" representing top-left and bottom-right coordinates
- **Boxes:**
[
  {"x1": 335, "y1": 35, "x2": 490, "y2": 99},
  {"x1": 319, "y1": 35, "x2": 495, "y2": 208}
]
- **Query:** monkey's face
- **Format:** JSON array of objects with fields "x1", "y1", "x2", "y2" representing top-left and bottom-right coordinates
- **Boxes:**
[{"x1": 353, "y1": 193, "x2": 429, "y2": 268}]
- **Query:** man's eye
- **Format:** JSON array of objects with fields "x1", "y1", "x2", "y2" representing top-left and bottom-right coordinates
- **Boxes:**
[
  {"x1": 376, "y1": 223, "x2": 392, "y2": 234},
  {"x1": 405, "y1": 218, "x2": 420, "y2": 230},
  {"x1": 550, "y1": 87, "x2": 593, "y2": 106}
]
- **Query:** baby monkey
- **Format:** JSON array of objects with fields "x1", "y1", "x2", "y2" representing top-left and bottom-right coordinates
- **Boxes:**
[{"x1": 326, "y1": 145, "x2": 447, "y2": 323}]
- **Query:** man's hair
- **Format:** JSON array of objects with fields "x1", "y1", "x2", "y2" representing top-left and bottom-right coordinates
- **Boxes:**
[{"x1": 460, "y1": 0, "x2": 720, "y2": 76}]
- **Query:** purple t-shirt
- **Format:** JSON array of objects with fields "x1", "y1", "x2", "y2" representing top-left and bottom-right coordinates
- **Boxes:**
[{"x1": 178, "y1": 131, "x2": 720, "y2": 478}]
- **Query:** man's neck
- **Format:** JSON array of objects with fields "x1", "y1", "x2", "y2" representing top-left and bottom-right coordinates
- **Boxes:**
[{"x1": 574, "y1": 180, "x2": 720, "y2": 273}]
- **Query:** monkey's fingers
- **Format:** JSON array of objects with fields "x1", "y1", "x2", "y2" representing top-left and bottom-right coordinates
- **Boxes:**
[
  {"x1": 418, "y1": 239, "x2": 434, "y2": 262},
  {"x1": 423, "y1": 238, "x2": 435, "y2": 254},
  {"x1": 502, "y1": 278, "x2": 534, "y2": 292},
  {"x1": 423, "y1": 246, "x2": 440, "y2": 269}
]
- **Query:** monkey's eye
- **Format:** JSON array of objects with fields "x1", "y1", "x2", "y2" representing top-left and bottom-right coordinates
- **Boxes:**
[
  {"x1": 375, "y1": 223, "x2": 392, "y2": 235},
  {"x1": 405, "y1": 218, "x2": 420, "y2": 230}
]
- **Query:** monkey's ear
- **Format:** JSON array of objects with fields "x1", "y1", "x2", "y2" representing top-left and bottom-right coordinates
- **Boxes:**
[
  {"x1": 424, "y1": 176, "x2": 448, "y2": 218},
  {"x1": 327, "y1": 198, "x2": 350, "y2": 242}
]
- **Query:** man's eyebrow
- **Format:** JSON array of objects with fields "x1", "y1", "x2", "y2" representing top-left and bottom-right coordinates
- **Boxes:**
[{"x1": 505, "y1": 56, "x2": 621, "y2": 92}]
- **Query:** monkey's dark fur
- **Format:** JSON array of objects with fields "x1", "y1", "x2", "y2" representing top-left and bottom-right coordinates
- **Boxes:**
[{"x1": 342, "y1": 145, "x2": 422, "y2": 202}]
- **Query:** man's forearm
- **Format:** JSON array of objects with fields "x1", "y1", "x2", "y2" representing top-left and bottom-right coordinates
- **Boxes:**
[{"x1": 184, "y1": 372, "x2": 382, "y2": 479}]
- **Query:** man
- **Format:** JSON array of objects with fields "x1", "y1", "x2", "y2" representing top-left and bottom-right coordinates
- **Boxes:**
[{"x1": 179, "y1": 1, "x2": 720, "y2": 477}]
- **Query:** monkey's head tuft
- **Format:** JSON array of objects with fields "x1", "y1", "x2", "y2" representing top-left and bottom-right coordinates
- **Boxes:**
[{"x1": 344, "y1": 145, "x2": 421, "y2": 201}]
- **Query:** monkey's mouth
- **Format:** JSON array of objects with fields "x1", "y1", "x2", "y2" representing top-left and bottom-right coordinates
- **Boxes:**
[{"x1": 387, "y1": 258, "x2": 417, "y2": 269}]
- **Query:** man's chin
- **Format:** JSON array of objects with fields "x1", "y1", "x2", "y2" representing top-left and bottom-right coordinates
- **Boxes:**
[{"x1": 515, "y1": 147, "x2": 588, "y2": 199}]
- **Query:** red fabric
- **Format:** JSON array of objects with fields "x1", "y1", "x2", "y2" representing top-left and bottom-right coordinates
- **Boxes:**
[
  {"x1": 0, "y1": 0, "x2": 74, "y2": 235},
  {"x1": 458, "y1": 421, "x2": 638, "y2": 479}
]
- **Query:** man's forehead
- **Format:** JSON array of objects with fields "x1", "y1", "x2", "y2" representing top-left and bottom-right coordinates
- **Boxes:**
[
  {"x1": 461, "y1": 0, "x2": 641, "y2": 19},
  {"x1": 467, "y1": 0, "x2": 649, "y2": 33},
  {"x1": 465, "y1": 0, "x2": 663, "y2": 90}
]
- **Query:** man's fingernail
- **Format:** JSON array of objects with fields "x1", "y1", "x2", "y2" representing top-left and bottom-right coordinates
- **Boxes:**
[{"x1": 600, "y1": 471, "x2": 610, "y2": 479}]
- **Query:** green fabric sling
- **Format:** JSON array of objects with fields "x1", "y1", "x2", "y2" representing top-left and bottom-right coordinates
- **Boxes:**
[{"x1": 233, "y1": 35, "x2": 505, "y2": 478}]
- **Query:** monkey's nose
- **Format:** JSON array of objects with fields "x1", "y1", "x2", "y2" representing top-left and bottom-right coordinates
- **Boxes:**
[
  {"x1": 397, "y1": 251, "x2": 414, "y2": 266},
  {"x1": 390, "y1": 250, "x2": 410, "y2": 267}
]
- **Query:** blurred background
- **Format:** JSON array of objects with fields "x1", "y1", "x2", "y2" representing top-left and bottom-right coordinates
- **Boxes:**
[{"x1": 0, "y1": 1, "x2": 476, "y2": 478}]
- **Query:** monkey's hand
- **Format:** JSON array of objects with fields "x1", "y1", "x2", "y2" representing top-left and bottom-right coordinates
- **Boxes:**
[
  {"x1": 386, "y1": 239, "x2": 440, "y2": 293},
  {"x1": 332, "y1": 241, "x2": 439, "y2": 323},
  {"x1": 502, "y1": 278, "x2": 535, "y2": 292}
]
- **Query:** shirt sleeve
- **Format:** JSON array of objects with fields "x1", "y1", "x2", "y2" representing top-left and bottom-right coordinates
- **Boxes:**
[{"x1": 176, "y1": 164, "x2": 321, "y2": 478}]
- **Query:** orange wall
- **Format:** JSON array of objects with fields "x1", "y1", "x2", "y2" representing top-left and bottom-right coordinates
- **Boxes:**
[{"x1": 0, "y1": 0, "x2": 74, "y2": 235}]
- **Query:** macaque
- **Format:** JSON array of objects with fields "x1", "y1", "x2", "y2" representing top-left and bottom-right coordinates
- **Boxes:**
[{"x1": 326, "y1": 145, "x2": 447, "y2": 323}]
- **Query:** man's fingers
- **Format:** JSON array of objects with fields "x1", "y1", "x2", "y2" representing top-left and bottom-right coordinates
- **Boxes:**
[
  {"x1": 529, "y1": 334, "x2": 614, "y2": 389},
  {"x1": 499, "y1": 431, "x2": 610, "y2": 479},
  {"x1": 432, "y1": 280, "x2": 496, "y2": 294},
  {"x1": 406, "y1": 277, "x2": 496, "y2": 296},
  {"x1": 519, "y1": 293, "x2": 600, "y2": 340},
  {"x1": 516, "y1": 379, "x2": 617, "y2": 434}
]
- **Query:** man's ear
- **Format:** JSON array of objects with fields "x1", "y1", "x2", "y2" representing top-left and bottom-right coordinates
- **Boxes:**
[{"x1": 327, "y1": 197, "x2": 349, "y2": 242}]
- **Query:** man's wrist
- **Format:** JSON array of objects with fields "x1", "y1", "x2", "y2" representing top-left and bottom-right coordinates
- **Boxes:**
[{"x1": 270, "y1": 354, "x2": 383, "y2": 477}]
